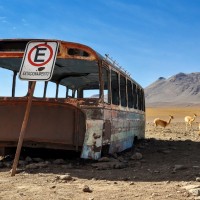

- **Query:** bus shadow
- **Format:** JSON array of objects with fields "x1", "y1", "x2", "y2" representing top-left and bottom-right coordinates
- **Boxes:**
[
  {"x1": 2, "y1": 138, "x2": 198, "y2": 182},
  {"x1": 65, "y1": 138, "x2": 200, "y2": 182}
]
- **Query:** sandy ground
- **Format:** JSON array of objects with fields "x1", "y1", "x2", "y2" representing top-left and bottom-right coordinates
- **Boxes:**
[{"x1": 0, "y1": 106, "x2": 200, "y2": 200}]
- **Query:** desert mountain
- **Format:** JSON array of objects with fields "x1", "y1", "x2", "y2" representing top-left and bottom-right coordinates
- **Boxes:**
[{"x1": 145, "y1": 72, "x2": 200, "y2": 107}]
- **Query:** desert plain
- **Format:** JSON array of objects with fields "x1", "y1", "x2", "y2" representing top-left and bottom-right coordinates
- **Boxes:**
[{"x1": 0, "y1": 106, "x2": 200, "y2": 200}]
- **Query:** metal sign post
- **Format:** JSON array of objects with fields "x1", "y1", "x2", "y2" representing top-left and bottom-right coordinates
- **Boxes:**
[
  {"x1": 11, "y1": 81, "x2": 36, "y2": 176},
  {"x1": 11, "y1": 41, "x2": 59, "y2": 176}
]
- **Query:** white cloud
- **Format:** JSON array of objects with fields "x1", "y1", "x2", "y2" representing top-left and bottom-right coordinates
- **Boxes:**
[
  {"x1": 0, "y1": 16, "x2": 7, "y2": 23},
  {"x1": 21, "y1": 18, "x2": 29, "y2": 26}
]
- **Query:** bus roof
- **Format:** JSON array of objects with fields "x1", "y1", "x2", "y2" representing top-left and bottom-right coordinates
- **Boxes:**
[{"x1": 0, "y1": 39, "x2": 142, "y2": 89}]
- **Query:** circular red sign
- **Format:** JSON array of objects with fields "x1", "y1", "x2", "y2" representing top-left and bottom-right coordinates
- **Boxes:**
[{"x1": 28, "y1": 43, "x2": 53, "y2": 67}]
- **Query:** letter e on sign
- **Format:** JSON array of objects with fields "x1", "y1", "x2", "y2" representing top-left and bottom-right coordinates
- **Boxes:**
[{"x1": 19, "y1": 41, "x2": 59, "y2": 81}]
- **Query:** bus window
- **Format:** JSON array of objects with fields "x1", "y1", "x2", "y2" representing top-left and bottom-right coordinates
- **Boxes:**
[
  {"x1": 15, "y1": 75, "x2": 28, "y2": 97},
  {"x1": 34, "y1": 82, "x2": 45, "y2": 97},
  {"x1": 133, "y1": 83, "x2": 137, "y2": 109},
  {"x1": 137, "y1": 87, "x2": 141, "y2": 110},
  {"x1": 102, "y1": 68, "x2": 110, "y2": 104},
  {"x1": 120, "y1": 75, "x2": 127, "y2": 107},
  {"x1": 67, "y1": 88, "x2": 73, "y2": 97},
  {"x1": 127, "y1": 80, "x2": 133, "y2": 108},
  {"x1": 83, "y1": 89, "x2": 99, "y2": 98},
  {"x1": 58, "y1": 84, "x2": 67, "y2": 98},
  {"x1": 141, "y1": 89, "x2": 145, "y2": 111},
  {"x1": 142, "y1": 90, "x2": 146, "y2": 111},
  {"x1": 0, "y1": 68, "x2": 12, "y2": 97},
  {"x1": 111, "y1": 70, "x2": 119, "y2": 105},
  {"x1": 59, "y1": 66, "x2": 100, "y2": 99},
  {"x1": 46, "y1": 82, "x2": 56, "y2": 98}
]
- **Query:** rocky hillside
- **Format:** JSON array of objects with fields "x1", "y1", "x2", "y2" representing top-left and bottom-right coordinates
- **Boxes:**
[{"x1": 145, "y1": 72, "x2": 200, "y2": 107}]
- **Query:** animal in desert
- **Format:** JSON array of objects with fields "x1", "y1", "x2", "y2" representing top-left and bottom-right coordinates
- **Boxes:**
[
  {"x1": 184, "y1": 114, "x2": 197, "y2": 131},
  {"x1": 153, "y1": 115, "x2": 174, "y2": 128}
]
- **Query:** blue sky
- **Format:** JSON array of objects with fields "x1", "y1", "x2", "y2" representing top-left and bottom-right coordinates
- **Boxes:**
[{"x1": 0, "y1": 0, "x2": 200, "y2": 88}]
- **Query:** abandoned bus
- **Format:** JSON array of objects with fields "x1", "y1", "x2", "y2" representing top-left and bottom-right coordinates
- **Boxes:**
[{"x1": 0, "y1": 39, "x2": 145, "y2": 160}]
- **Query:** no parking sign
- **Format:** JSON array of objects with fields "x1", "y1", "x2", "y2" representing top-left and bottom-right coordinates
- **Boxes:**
[{"x1": 19, "y1": 41, "x2": 59, "y2": 81}]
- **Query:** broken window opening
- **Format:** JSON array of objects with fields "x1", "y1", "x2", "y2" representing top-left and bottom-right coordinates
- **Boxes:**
[
  {"x1": 102, "y1": 68, "x2": 110, "y2": 104},
  {"x1": 67, "y1": 48, "x2": 89, "y2": 57},
  {"x1": 0, "y1": 68, "x2": 13, "y2": 97},
  {"x1": 111, "y1": 70, "x2": 119, "y2": 105},
  {"x1": 133, "y1": 83, "x2": 137, "y2": 109},
  {"x1": 120, "y1": 75, "x2": 127, "y2": 107},
  {"x1": 15, "y1": 75, "x2": 28, "y2": 97},
  {"x1": 127, "y1": 79, "x2": 133, "y2": 108},
  {"x1": 137, "y1": 87, "x2": 141, "y2": 110},
  {"x1": 0, "y1": 41, "x2": 27, "y2": 52},
  {"x1": 46, "y1": 82, "x2": 56, "y2": 98},
  {"x1": 83, "y1": 89, "x2": 99, "y2": 98},
  {"x1": 58, "y1": 84, "x2": 67, "y2": 98},
  {"x1": 34, "y1": 82, "x2": 45, "y2": 97}
]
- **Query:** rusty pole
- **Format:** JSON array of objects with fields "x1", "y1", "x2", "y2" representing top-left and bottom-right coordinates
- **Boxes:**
[{"x1": 11, "y1": 81, "x2": 36, "y2": 176}]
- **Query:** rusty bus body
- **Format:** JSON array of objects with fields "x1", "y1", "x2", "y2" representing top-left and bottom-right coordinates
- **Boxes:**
[{"x1": 0, "y1": 39, "x2": 145, "y2": 160}]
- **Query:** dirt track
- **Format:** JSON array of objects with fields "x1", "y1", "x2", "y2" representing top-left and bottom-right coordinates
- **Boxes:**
[{"x1": 0, "y1": 107, "x2": 200, "y2": 200}]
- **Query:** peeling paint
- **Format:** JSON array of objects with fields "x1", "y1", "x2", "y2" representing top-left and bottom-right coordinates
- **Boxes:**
[{"x1": 81, "y1": 120, "x2": 104, "y2": 160}]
